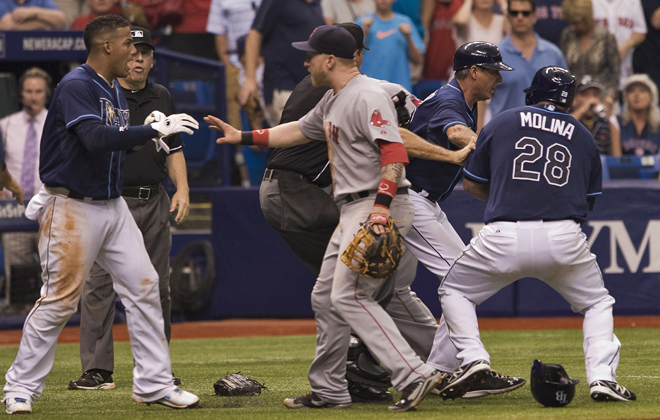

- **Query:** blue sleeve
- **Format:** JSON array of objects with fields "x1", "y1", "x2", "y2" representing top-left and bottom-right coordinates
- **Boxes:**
[
  {"x1": 57, "y1": 79, "x2": 105, "y2": 128},
  {"x1": 463, "y1": 127, "x2": 492, "y2": 183},
  {"x1": 37, "y1": 0, "x2": 62, "y2": 10},
  {"x1": 0, "y1": 2, "x2": 13, "y2": 17},
  {"x1": 251, "y1": 0, "x2": 278, "y2": 37},
  {"x1": 427, "y1": 97, "x2": 471, "y2": 146},
  {"x1": 72, "y1": 119, "x2": 158, "y2": 152}
]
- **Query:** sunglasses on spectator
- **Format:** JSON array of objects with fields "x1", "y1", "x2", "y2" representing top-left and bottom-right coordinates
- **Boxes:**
[{"x1": 509, "y1": 9, "x2": 533, "y2": 17}]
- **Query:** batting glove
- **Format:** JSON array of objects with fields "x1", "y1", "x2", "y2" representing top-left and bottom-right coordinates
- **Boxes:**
[
  {"x1": 144, "y1": 111, "x2": 170, "y2": 153},
  {"x1": 151, "y1": 113, "x2": 199, "y2": 137}
]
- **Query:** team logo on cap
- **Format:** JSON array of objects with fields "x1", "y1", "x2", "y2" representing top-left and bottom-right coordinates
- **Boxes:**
[
  {"x1": 131, "y1": 30, "x2": 144, "y2": 37},
  {"x1": 369, "y1": 110, "x2": 390, "y2": 128}
]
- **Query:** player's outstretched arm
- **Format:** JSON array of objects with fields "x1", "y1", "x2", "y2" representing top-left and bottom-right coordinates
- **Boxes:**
[
  {"x1": 370, "y1": 162, "x2": 405, "y2": 235},
  {"x1": 0, "y1": 168, "x2": 24, "y2": 205},
  {"x1": 205, "y1": 115, "x2": 310, "y2": 148},
  {"x1": 463, "y1": 178, "x2": 489, "y2": 202},
  {"x1": 399, "y1": 127, "x2": 475, "y2": 165}
]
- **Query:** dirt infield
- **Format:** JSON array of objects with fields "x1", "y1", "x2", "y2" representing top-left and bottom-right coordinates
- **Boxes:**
[{"x1": 0, "y1": 316, "x2": 658, "y2": 347}]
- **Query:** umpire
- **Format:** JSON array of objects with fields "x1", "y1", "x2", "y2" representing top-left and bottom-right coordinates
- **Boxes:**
[{"x1": 69, "y1": 27, "x2": 190, "y2": 390}]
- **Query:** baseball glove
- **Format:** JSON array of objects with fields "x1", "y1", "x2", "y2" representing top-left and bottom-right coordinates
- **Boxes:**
[
  {"x1": 340, "y1": 216, "x2": 404, "y2": 279},
  {"x1": 213, "y1": 373, "x2": 267, "y2": 397}
]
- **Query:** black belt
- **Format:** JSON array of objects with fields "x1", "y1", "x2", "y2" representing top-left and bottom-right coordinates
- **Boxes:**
[
  {"x1": 344, "y1": 187, "x2": 408, "y2": 203},
  {"x1": 263, "y1": 168, "x2": 331, "y2": 188},
  {"x1": 122, "y1": 184, "x2": 160, "y2": 200},
  {"x1": 46, "y1": 186, "x2": 106, "y2": 202},
  {"x1": 409, "y1": 184, "x2": 440, "y2": 202}
]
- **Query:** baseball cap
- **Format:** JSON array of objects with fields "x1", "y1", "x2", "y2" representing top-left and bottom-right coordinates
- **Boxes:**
[
  {"x1": 334, "y1": 22, "x2": 369, "y2": 51},
  {"x1": 292, "y1": 25, "x2": 358, "y2": 59},
  {"x1": 576, "y1": 75, "x2": 603, "y2": 94},
  {"x1": 130, "y1": 26, "x2": 154, "y2": 50}
]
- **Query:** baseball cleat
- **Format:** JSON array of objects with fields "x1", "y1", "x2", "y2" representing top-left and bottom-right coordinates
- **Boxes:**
[
  {"x1": 462, "y1": 370, "x2": 526, "y2": 398},
  {"x1": 388, "y1": 370, "x2": 445, "y2": 412},
  {"x1": 172, "y1": 372, "x2": 181, "y2": 386},
  {"x1": 438, "y1": 360, "x2": 491, "y2": 400},
  {"x1": 283, "y1": 392, "x2": 351, "y2": 409},
  {"x1": 4, "y1": 397, "x2": 32, "y2": 414},
  {"x1": 137, "y1": 387, "x2": 200, "y2": 409},
  {"x1": 590, "y1": 380, "x2": 636, "y2": 402},
  {"x1": 68, "y1": 369, "x2": 116, "y2": 390}
]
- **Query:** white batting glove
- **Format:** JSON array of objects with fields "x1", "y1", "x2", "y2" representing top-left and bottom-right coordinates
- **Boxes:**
[
  {"x1": 144, "y1": 110, "x2": 166, "y2": 125},
  {"x1": 151, "y1": 113, "x2": 199, "y2": 137}
]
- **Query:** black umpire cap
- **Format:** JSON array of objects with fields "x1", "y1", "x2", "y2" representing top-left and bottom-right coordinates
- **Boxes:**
[
  {"x1": 130, "y1": 26, "x2": 155, "y2": 50},
  {"x1": 453, "y1": 41, "x2": 513, "y2": 72}
]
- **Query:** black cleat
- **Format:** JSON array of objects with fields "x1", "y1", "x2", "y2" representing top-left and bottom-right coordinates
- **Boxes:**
[
  {"x1": 439, "y1": 360, "x2": 490, "y2": 400},
  {"x1": 590, "y1": 380, "x2": 636, "y2": 402},
  {"x1": 388, "y1": 371, "x2": 444, "y2": 412},
  {"x1": 68, "y1": 369, "x2": 115, "y2": 390},
  {"x1": 462, "y1": 370, "x2": 526, "y2": 398},
  {"x1": 283, "y1": 392, "x2": 351, "y2": 409}
]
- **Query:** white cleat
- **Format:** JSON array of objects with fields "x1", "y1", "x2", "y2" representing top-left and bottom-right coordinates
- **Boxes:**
[
  {"x1": 135, "y1": 387, "x2": 200, "y2": 409},
  {"x1": 5, "y1": 397, "x2": 32, "y2": 414}
]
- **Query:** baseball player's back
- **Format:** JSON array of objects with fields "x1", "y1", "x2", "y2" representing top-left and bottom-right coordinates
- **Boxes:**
[{"x1": 465, "y1": 102, "x2": 602, "y2": 224}]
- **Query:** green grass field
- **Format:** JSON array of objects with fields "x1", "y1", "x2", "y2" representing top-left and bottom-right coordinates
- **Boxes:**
[{"x1": 1, "y1": 327, "x2": 659, "y2": 419}]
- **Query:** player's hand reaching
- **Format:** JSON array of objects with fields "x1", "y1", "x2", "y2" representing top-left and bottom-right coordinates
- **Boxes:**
[
  {"x1": 0, "y1": 169, "x2": 24, "y2": 205},
  {"x1": 204, "y1": 115, "x2": 242, "y2": 144},
  {"x1": 369, "y1": 206, "x2": 391, "y2": 235},
  {"x1": 151, "y1": 113, "x2": 199, "y2": 137},
  {"x1": 452, "y1": 141, "x2": 476, "y2": 166}
]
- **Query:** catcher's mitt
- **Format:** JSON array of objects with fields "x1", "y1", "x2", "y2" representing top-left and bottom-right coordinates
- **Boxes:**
[
  {"x1": 214, "y1": 372, "x2": 267, "y2": 397},
  {"x1": 340, "y1": 216, "x2": 404, "y2": 279}
]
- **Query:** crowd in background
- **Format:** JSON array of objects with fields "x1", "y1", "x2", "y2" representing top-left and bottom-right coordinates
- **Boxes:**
[{"x1": 1, "y1": 0, "x2": 659, "y2": 163}]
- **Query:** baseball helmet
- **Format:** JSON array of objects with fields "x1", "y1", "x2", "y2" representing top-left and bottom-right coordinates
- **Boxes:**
[
  {"x1": 453, "y1": 41, "x2": 514, "y2": 72},
  {"x1": 524, "y1": 66, "x2": 577, "y2": 107},
  {"x1": 530, "y1": 359, "x2": 581, "y2": 407}
]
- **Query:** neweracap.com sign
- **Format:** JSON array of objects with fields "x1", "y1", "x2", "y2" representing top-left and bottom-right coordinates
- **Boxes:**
[{"x1": 0, "y1": 31, "x2": 87, "y2": 61}]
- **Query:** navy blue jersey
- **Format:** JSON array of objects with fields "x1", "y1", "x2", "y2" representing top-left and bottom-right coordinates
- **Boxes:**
[
  {"x1": 41, "y1": 64, "x2": 135, "y2": 199},
  {"x1": 464, "y1": 103, "x2": 602, "y2": 224},
  {"x1": 405, "y1": 78, "x2": 477, "y2": 201}
]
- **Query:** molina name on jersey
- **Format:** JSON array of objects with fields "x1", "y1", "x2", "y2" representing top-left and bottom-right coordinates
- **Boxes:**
[{"x1": 464, "y1": 103, "x2": 602, "y2": 224}]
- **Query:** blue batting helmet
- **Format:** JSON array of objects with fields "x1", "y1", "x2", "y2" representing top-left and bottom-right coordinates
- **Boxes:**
[
  {"x1": 530, "y1": 359, "x2": 581, "y2": 407},
  {"x1": 453, "y1": 41, "x2": 514, "y2": 72},
  {"x1": 524, "y1": 66, "x2": 577, "y2": 107}
]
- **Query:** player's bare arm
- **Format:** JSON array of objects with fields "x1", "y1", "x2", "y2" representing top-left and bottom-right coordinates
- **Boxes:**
[
  {"x1": 399, "y1": 127, "x2": 475, "y2": 166},
  {"x1": 166, "y1": 151, "x2": 190, "y2": 225},
  {"x1": 463, "y1": 178, "x2": 489, "y2": 202},
  {"x1": 205, "y1": 115, "x2": 310, "y2": 148},
  {"x1": 446, "y1": 124, "x2": 478, "y2": 148},
  {"x1": 0, "y1": 168, "x2": 24, "y2": 205},
  {"x1": 371, "y1": 162, "x2": 404, "y2": 235}
]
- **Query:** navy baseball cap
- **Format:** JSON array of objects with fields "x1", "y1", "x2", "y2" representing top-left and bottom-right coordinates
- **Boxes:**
[
  {"x1": 292, "y1": 25, "x2": 358, "y2": 59},
  {"x1": 130, "y1": 26, "x2": 155, "y2": 50},
  {"x1": 334, "y1": 22, "x2": 369, "y2": 51}
]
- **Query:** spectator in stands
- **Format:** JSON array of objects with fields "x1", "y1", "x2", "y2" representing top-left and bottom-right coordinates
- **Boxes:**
[
  {"x1": 453, "y1": 0, "x2": 509, "y2": 48},
  {"x1": 0, "y1": 0, "x2": 66, "y2": 30},
  {"x1": 0, "y1": 67, "x2": 50, "y2": 303},
  {"x1": 167, "y1": 0, "x2": 218, "y2": 60},
  {"x1": 322, "y1": 0, "x2": 374, "y2": 25},
  {"x1": 592, "y1": 0, "x2": 646, "y2": 90},
  {"x1": 490, "y1": 0, "x2": 567, "y2": 118},
  {"x1": 571, "y1": 75, "x2": 621, "y2": 156},
  {"x1": 633, "y1": 0, "x2": 660, "y2": 103},
  {"x1": 70, "y1": 0, "x2": 119, "y2": 29},
  {"x1": 534, "y1": 0, "x2": 566, "y2": 46},
  {"x1": 357, "y1": 0, "x2": 425, "y2": 91},
  {"x1": 239, "y1": 0, "x2": 324, "y2": 127},
  {"x1": 53, "y1": 0, "x2": 88, "y2": 28},
  {"x1": 618, "y1": 74, "x2": 660, "y2": 156},
  {"x1": 422, "y1": 0, "x2": 462, "y2": 81},
  {"x1": 70, "y1": 0, "x2": 148, "y2": 30},
  {"x1": 560, "y1": 0, "x2": 620, "y2": 114},
  {"x1": 393, "y1": 0, "x2": 425, "y2": 38}
]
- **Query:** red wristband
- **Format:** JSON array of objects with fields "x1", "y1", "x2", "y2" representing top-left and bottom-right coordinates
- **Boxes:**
[
  {"x1": 240, "y1": 129, "x2": 269, "y2": 146},
  {"x1": 374, "y1": 179, "x2": 397, "y2": 209}
]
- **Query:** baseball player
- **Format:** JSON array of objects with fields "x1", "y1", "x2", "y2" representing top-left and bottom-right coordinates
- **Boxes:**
[
  {"x1": 436, "y1": 66, "x2": 636, "y2": 402},
  {"x1": 402, "y1": 41, "x2": 526, "y2": 398},
  {"x1": 69, "y1": 26, "x2": 189, "y2": 391},
  {"x1": 2, "y1": 15, "x2": 199, "y2": 414},
  {"x1": 207, "y1": 25, "x2": 444, "y2": 412}
]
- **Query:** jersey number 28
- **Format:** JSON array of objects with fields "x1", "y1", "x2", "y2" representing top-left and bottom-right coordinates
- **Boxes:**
[{"x1": 512, "y1": 137, "x2": 572, "y2": 187}]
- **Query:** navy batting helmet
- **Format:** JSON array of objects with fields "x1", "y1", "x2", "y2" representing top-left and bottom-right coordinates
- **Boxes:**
[
  {"x1": 453, "y1": 41, "x2": 514, "y2": 72},
  {"x1": 524, "y1": 66, "x2": 577, "y2": 107},
  {"x1": 530, "y1": 360, "x2": 581, "y2": 407}
]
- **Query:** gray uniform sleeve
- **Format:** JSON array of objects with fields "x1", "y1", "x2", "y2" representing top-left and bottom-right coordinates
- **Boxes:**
[{"x1": 298, "y1": 91, "x2": 331, "y2": 142}]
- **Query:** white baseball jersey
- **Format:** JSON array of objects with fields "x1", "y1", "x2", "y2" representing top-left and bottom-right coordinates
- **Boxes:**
[
  {"x1": 299, "y1": 74, "x2": 411, "y2": 198},
  {"x1": 592, "y1": 0, "x2": 647, "y2": 87}
]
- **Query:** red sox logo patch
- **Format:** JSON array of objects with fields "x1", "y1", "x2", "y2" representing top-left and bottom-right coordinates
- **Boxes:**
[{"x1": 369, "y1": 110, "x2": 390, "y2": 128}]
